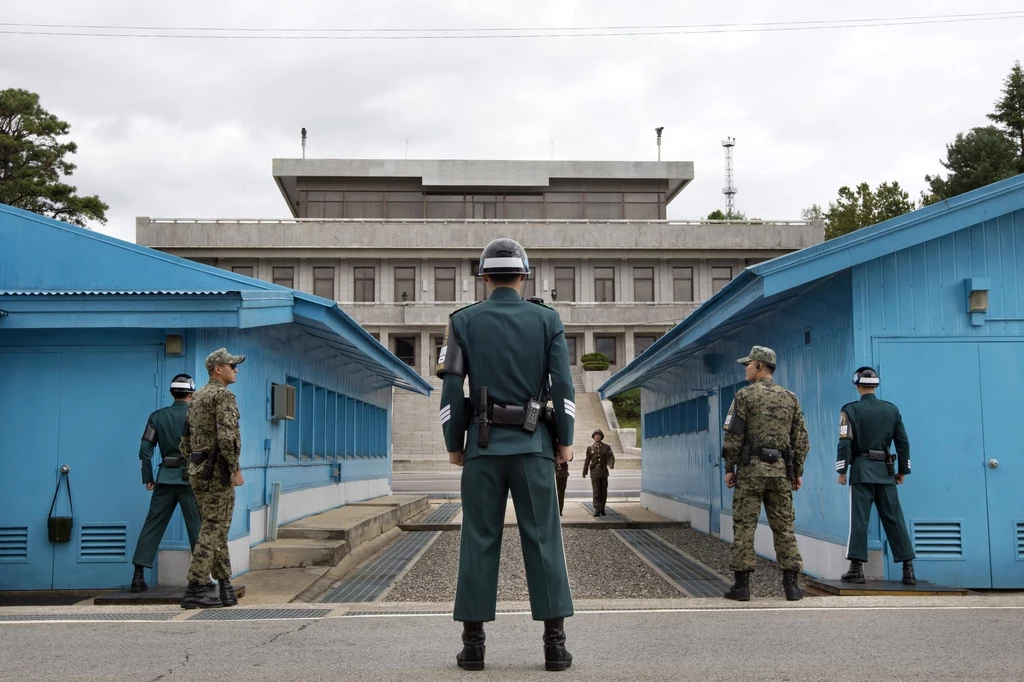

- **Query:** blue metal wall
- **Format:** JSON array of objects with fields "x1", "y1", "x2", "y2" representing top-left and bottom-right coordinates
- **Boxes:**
[{"x1": 641, "y1": 272, "x2": 859, "y2": 545}]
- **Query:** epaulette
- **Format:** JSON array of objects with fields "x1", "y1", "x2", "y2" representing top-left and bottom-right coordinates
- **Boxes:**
[
  {"x1": 450, "y1": 301, "x2": 483, "y2": 317},
  {"x1": 527, "y1": 296, "x2": 554, "y2": 310}
]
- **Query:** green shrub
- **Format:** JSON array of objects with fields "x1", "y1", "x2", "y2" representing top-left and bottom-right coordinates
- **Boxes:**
[
  {"x1": 581, "y1": 352, "x2": 610, "y2": 371},
  {"x1": 609, "y1": 387, "x2": 641, "y2": 420}
]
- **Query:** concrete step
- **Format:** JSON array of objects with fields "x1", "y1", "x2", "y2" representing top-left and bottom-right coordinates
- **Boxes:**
[{"x1": 250, "y1": 539, "x2": 349, "y2": 570}]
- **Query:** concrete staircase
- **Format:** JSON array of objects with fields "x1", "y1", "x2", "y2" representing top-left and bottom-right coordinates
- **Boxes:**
[{"x1": 249, "y1": 495, "x2": 428, "y2": 570}]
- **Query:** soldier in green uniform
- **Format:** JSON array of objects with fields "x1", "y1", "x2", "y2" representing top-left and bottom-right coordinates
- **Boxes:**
[
  {"x1": 438, "y1": 238, "x2": 575, "y2": 672},
  {"x1": 179, "y1": 348, "x2": 246, "y2": 609},
  {"x1": 129, "y1": 374, "x2": 203, "y2": 593},
  {"x1": 721, "y1": 346, "x2": 809, "y2": 602},
  {"x1": 582, "y1": 429, "x2": 614, "y2": 516},
  {"x1": 836, "y1": 366, "x2": 916, "y2": 585},
  {"x1": 555, "y1": 460, "x2": 570, "y2": 516}
]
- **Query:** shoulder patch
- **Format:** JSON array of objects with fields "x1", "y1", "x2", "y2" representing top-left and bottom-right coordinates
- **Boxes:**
[{"x1": 839, "y1": 410, "x2": 852, "y2": 440}]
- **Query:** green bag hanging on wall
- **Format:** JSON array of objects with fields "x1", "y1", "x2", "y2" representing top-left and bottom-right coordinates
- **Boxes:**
[{"x1": 47, "y1": 467, "x2": 73, "y2": 544}]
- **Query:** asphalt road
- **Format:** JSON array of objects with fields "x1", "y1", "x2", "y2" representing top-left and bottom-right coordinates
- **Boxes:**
[
  {"x1": 392, "y1": 471, "x2": 641, "y2": 497},
  {"x1": 2, "y1": 603, "x2": 1021, "y2": 681}
]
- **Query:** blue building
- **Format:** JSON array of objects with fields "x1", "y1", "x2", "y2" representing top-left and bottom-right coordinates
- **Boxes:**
[
  {"x1": 0, "y1": 205, "x2": 430, "y2": 591},
  {"x1": 601, "y1": 175, "x2": 1024, "y2": 588}
]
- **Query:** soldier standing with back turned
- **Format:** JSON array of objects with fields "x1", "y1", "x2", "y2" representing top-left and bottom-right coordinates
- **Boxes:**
[
  {"x1": 836, "y1": 366, "x2": 916, "y2": 585},
  {"x1": 582, "y1": 429, "x2": 614, "y2": 516},
  {"x1": 721, "y1": 346, "x2": 809, "y2": 602},
  {"x1": 179, "y1": 348, "x2": 246, "y2": 610}
]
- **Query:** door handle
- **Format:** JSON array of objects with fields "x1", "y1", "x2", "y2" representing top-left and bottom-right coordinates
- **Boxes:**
[{"x1": 988, "y1": 459, "x2": 999, "y2": 469}]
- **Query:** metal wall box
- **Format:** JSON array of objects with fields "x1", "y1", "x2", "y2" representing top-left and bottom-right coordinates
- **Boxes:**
[{"x1": 270, "y1": 383, "x2": 296, "y2": 420}]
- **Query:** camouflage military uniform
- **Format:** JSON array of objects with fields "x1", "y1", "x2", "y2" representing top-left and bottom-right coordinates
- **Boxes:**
[
  {"x1": 722, "y1": 350, "x2": 809, "y2": 573},
  {"x1": 181, "y1": 352, "x2": 244, "y2": 585}
]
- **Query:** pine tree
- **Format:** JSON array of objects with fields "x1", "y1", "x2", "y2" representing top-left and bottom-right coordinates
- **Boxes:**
[{"x1": 987, "y1": 60, "x2": 1024, "y2": 172}]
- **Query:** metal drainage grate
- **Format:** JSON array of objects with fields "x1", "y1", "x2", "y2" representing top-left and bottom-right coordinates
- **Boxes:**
[
  {"x1": 345, "y1": 607, "x2": 529, "y2": 617},
  {"x1": 579, "y1": 502, "x2": 628, "y2": 521},
  {"x1": 420, "y1": 502, "x2": 462, "y2": 524},
  {"x1": 319, "y1": 531, "x2": 438, "y2": 603},
  {"x1": 188, "y1": 608, "x2": 332, "y2": 621},
  {"x1": 0, "y1": 613, "x2": 179, "y2": 622},
  {"x1": 614, "y1": 529, "x2": 731, "y2": 598}
]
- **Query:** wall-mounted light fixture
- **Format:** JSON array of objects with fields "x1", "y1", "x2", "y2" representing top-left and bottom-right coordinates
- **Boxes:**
[
  {"x1": 965, "y1": 278, "x2": 990, "y2": 326},
  {"x1": 165, "y1": 334, "x2": 184, "y2": 356}
]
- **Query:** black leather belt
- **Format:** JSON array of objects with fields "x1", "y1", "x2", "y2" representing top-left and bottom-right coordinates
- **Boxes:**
[
  {"x1": 860, "y1": 449, "x2": 890, "y2": 461},
  {"x1": 473, "y1": 403, "x2": 527, "y2": 427}
]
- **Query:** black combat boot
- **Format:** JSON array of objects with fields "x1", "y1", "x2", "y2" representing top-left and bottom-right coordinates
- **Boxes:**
[
  {"x1": 841, "y1": 559, "x2": 866, "y2": 584},
  {"x1": 130, "y1": 565, "x2": 148, "y2": 593},
  {"x1": 783, "y1": 570, "x2": 803, "y2": 601},
  {"x1": 723, "y1": 571, "x2": 750, "y2": 601},
  {"x1": 902, "y1": 561, "x2": 917, "y2": 586},
  {"x1": 219, "y1": 578, "x2": 238, "y2": 607},
  {"x1": 181, "y1": 581, "x2": 223, "y2": 609},
  {"x1": 543, "y1": 618, "x2": 573, "y2": 672},
  {"x1": 456, "y1": 621, "x2": 485, "y2": 671}
]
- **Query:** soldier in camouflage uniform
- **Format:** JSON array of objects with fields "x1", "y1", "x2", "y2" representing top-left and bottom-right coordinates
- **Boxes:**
[
  {"x1": 179, "y1": 348, "x2": 245, "y2": 609},
  {"x1": 721, "y1": 346, "x2": 809, "y2": 602}
]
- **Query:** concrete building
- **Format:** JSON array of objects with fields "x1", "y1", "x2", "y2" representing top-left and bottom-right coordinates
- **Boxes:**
[
  {"x1": 136, "y1": 159, "x2": 822, "y2": 383},
  {"x1": 0, "y1": 204, "x2": 429, "y2": 590},
  {"x1": 600, "y1": 174, "x2": 1024, "y2": 589}
]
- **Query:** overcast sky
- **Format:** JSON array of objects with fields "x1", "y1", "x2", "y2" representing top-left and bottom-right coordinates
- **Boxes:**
[{"x1": 2, "y1": 1, "x2": 1023, "y2": 242}]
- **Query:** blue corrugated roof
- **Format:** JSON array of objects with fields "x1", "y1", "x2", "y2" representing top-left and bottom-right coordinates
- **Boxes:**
[{"x1": 600, "y1": 172, "x2": 1024, "y2": 398}]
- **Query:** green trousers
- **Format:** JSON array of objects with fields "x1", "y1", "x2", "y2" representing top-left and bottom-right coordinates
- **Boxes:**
[
  {"x1": 455, "y1": 454, "x2": 574, "y2": 622},
  {"x1": 846, "y1": 483, "x2": 915, "y2": 563},
  {"x1": 131, "y1": 484, "x2": 201, "y2": 568}
]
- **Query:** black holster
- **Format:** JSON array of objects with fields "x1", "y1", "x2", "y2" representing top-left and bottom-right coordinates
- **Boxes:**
[
  {"x1": 740, "y1": 442, "x2": 752, "y2": 466},
  {"x1": 783, "y1": 449, "x2": 795, "y2": 481},
  {"x1": 476, "y1": 386, "x2": 490, "y2": 448}
]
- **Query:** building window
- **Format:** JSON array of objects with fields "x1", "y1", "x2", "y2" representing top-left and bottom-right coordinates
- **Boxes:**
[
  {"x1": 232, "y1": 266, "x2": 254, "y2": 278},
  {"x1": 553, "y1": 267, "x2": 575, "y2": 302},
  {"x1": 393, "y1": 337, "x2": 416, "y2": 366},
  {"x1": 634, "y1": 267, "x2": 654, "y2": 302},
  {"x1": 504, "y1": 194, "x2": 543, "y2": 219},
  {"x1": 387, "y1": 192, "x2": 424, "y2": 219},
  {"x1": 470, "y1": 195, "x2": 501, "y2": 219},
  {"x1": 426, "y1": 194, "x2": 465, "y2": 220},
  {"x1": 344, "y1": 191, "x2": 384, "y2": 219},
  {"x1": 594, "y1": 267, "x2": 615, "y2": 303},
  {"x1": 273, "y1": 267, "x2": 294, "y2": 289},
  {"x1": 354, "y1": 267, "x2": 376, "y2": 303},
  {"x1": 673, "y1": 267, "x2": 694, "y2": 302},
  {"x1": 566, "y1": 337, "x2": 578, "y2": 365},
  {"x1": 435, "y1": 267, "x2": 456, "y2": 301},
  {"x1": 470, "y1": 260, "x2": 487, "y2": 301},
  {"x1": 394, "y1": 267, "x2": 415, "y2": 303},
  {"x1": 624, "y1": 192, "x2": 661, "y2": 220},
  {"x1": 595, "y1": 336, "x2": 617, "y2": 364},
  {"x1": 712, "y1": 266, "x2": 734, "y2": 294},
  {"x1": 545, "y1": 192, "x2": 584, "y2": 220},
  {"x1": 584, "y1": 192, "x2": 623, "y2": 220},
  {"x1": 635, "y1": 335, "x2": 657, "y2": 357},
  {"x1": 284, "y1": 377, "x2": 387, "y2": 462},
  {"x1": 313, "y1": 267, "x2": 335, "y2": 300}
]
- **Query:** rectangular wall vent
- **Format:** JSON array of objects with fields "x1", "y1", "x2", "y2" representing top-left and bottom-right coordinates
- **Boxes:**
[
  {"x1": 272, "y1": 383, "x2": 297, "y2": 420},
  {"x1": 1016, "y1": 521, "x2": 1024, "y2": 560},
  {"x1": 0, "y1": 527, "x2": 29, "y2": 563},
  {"x1": 79, "y1": 524, "x2": 128, "y2": 563},
  {"x1": 912, "y1": 520, "x2": 963, "y2": 559},
  {"x1": 804, "y1": 327, "x2": 812, "y2": 346}
]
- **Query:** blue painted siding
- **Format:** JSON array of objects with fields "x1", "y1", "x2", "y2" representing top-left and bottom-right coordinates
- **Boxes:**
[{"x1": 641, "y1": 272, "x2": 861, "y2": 544}]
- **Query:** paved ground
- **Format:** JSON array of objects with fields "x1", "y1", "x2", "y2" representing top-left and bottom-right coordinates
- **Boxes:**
[
  {"x1": 1, "y1": 597, "x2": 1021, "y2": 681},
  {"x1": 392, "y1": 471, "x2": 641, "y2": 497}
]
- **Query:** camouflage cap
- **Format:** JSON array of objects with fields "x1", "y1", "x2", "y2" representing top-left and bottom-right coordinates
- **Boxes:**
[
  {"x1": 737, "y1": 345, "x2": 777, "y2": 368},
  {"x1": 205, "y1": 348, "x2": 246, "y2": 371}
]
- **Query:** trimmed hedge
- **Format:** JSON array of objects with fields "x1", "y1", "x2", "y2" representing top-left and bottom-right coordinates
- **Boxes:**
[{"x1": 581, "y1": 352, "x2": 610, "y2": 371}]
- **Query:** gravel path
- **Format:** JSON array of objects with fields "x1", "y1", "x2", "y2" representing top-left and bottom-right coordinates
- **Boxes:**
[
  {"x1": 652, "y1": 526, "x2": 809, "y2": 599},
  {"x1": 384, "y1": 528, "x2": 684, "y2": 602}
]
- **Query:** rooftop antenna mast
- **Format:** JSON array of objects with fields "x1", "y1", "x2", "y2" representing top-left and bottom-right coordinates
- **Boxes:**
[
  {"x1": 301, "y1": 128, "x2": 307, "y2": 159},
  {"x1": 722, "y1": 137, "x2": 737, "y2": 215},
  {"x1": 655, "y1": 127, "x2": 664, "y2": 161}
]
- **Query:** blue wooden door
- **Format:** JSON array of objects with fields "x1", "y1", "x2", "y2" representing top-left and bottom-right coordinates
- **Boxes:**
[
  {"x1": 878, "y1": 341, "x2": 992, "y2": 587},
  {"x1": 51, "y1": 351, "x2": 159, "y2": 589},
  {"x1": 0, "y1": 352, "x2": 60, "y2": 590},
  {"x1": 978, "y1": 342, "x2": 1024, "y2": 589}
]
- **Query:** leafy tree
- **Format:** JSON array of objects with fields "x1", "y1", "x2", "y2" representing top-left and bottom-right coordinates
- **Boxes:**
[
  {"x1": 801, "y1": 204, "x2": 824, "y2": 222},
  {"x1": 921, "y1": 126, "x2": 1019, "y2": 205},
  {"x1": 824, "y1": 181, "x2": 914, "y2": 240},
  {"x1": 0, "y1": 88, "x2": 108, "y2": 226},
  {"x1": 706, "y1": 209, "x2": 747, "y2": 220},
  {"x1": 987, "y1": 60, "x2": 1024, "y2": 170}
]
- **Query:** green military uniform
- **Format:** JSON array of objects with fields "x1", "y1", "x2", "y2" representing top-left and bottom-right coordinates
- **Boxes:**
[
  {"x1": 181, "y1": 350, "x2": 244, "y2": 591},
  {"x1": 837, "y1": 393, "x2": 914, "y2": 564},
  {"x1": 131, "y1": 400, "x2": 202, "y2": 569},
  {"x1": 555, "y1": 461, "x2": 570, "y2": 515},
  {"x1": 439, "y1": 287, "x2": 575, "y2": 624},
  {"x1": 721, "y1": 346, "x2": 809, "y2": 603},
  {"x1": 582, "y1": 435, "x2": 614, "y2": 515}
]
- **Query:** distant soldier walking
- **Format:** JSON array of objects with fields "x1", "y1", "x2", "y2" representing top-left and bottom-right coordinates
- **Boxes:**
[
  {"x1": 721, "y1": 346, "x2": 809, "y2": 602},
  {"x1": 582, "y1": 429, "x2": 614, "y2": 516},
  {"x1": 179, "y1": 348, "x2": 246, "y2": 609},
  {"x1": 555, "y1": 460, "x2": 570, "y2": 515},
  {"x1": 836, "y1": 367, "x2": 916, "y2": 585},
  {"x1": 129, "y1": 374, "x2": 203, "y2": 593}
]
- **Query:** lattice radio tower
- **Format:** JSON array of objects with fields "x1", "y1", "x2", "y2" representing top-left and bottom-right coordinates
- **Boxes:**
[{"x1": 722, "y1": 137, "x2": 737, "y2": 215}]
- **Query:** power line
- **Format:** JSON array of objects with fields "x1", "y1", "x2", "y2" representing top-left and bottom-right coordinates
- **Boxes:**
[{"x1": 1, "y1": 11, "x2": 1023, "y2": 40}]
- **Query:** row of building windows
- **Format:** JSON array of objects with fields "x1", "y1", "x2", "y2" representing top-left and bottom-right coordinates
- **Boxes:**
[
  {"x1": 284, "y1": 377, "x2": 387, "y2": 461},
  {"x1": 644, "y1": 396, "x2": 710, "y2": 438},
  {"x1": 232, "y1": 264, "x2": 741, "y2": 303},
  {"x1": 300, "y1": 191, "x2": 665, "y2": 221}
]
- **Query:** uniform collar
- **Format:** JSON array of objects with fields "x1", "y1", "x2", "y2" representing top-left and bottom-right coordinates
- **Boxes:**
[
  {"x1": 753, "y1": 377, "x2": 775, "y2": 386},
  {"x1": 488, "y1": 287, "x2": 523, "y2": 301},
  {"x1": 860, "y1": 393, "x2": 879, "y2": 401}
]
